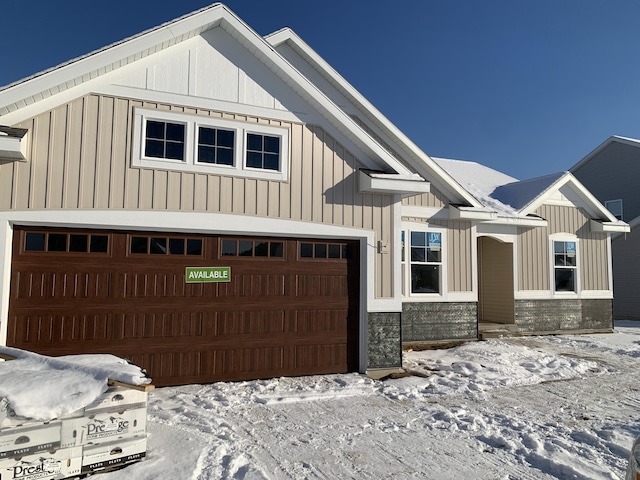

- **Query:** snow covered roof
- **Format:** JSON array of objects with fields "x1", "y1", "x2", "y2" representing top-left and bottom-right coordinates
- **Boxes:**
[
  {"x1": 433, "y1": 158, "x2": 524, "y2": 217},
  {"x1": 433, "y1": 157, "x2": 627, "y2": 230}
]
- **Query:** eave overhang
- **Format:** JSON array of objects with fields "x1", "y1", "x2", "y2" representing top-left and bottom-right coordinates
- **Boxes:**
[
  {"x1": 0, "y1": 126, "x2": 27, "y2": 162},
  {"x1": 448, "y1": 204, "x2": 497, "y2": 221},
  {"x1": 358, "y1": 169, "x2": 429, "y2": 196},
  {"x1": 590, "y1": 219, "x2": 630, "y2": 233}
]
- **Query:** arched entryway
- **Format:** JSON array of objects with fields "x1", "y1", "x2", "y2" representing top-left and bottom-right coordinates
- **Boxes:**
[{"x1": 477, "y1": 236, "x2": 515, "y2": 335}]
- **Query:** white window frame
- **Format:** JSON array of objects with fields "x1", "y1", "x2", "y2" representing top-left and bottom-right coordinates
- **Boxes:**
[
  {"x1": 549, "y1": 233, "x2": 580, "y2": 296},
  {"x1": 132, "y1": 108, "x2": 289, "y2": 181},
  {"x1": 604, "y1": 199, "x2": 623, "y2": 220},
  {"x1": 401, "y1": 226, "x2": 446, "y2": 299}
]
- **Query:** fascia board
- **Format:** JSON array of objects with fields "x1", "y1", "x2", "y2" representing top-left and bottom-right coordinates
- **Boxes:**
[
  {"x1": 265, "y1": 29, "x2": 481, "y2": 208},
  {"x1": 448, "y1": 205, "x2": 497, "y2": 221}
]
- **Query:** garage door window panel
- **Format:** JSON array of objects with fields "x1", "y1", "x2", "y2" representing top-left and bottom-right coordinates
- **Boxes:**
[
  {"x1": 221, "y1": 239, "x2": 284, "y2": 259},
  {"x1": 129, "y1": 235, "x2": 203, "y2": 256},
  {"x1": 22, "y1": 231, "x2": 110, "y2": 254},
  {"x1": 299, "y1": 242, "x2": 352, "y2": 260}
]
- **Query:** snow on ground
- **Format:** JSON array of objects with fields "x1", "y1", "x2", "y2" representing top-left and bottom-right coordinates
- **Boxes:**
[{"x1": 3, "y1": 322, "x2": 640, "y2": 479}]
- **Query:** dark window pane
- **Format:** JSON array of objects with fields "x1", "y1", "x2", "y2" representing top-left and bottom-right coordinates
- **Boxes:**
[
  {"x1": 255, "y1": 242, "x2": 269, "y2": 256},
  {"x1": 221, "y1": 240, "x2": 237, "y2": 256},
  {"x1": 270, "y1": 242, "x2": 283, "y2": 257},
  {"x1": 90, "y1": 235, "x2": 108, "y2": 253},
  {"x1": 169, "y1": 238, "x2": 185, "y2": 255},
  {"x1": 150, "y1": 237, "x2": 167, "y2": 254},
  {"x1": 239, "y1": 241, "x2": 253, "y2": 256},
  {"x1": 411, "y1": 264, "x2": 440, "y2": 294},
  {"x1": 199, "y1": 127, "x2": 215, "y2": 146},
  {"x1": 48, "y1": 234, "x2": 67, "y2": 252},
  {"x1": 166, "y1": 123, "x2": 184, "y2": 142},
  {"x1": 166, "y1": 142, "x2": 184, "y2": 161},
  {"x1": 246, "y1": 151, "x2": 262, "y2": 168},
  {"x1": 217, "y1": 148, "x2": 234, "y2": 165},
  {"x1": 264, "y1": 135, "x2": 279, "y2": 153},
  {"x1": 427, "y1": 249, "x2": 441, "y2": 263},
  {"x1": 328, "y1": 244, "x2": 341, "y2": 259},
  {"x1": 314, "y1": 243, "x2": 327, "y2": 258},
  {"x1": 264, "y1": 153, "x2": 279, "y2": 171},
  {"x1": 145, "y1": 139, "x2": 164, "y2": 158},
  {"x1": 187, "y1": 239, "x2": 202, "y2": 256},
  {"x1": 25, "y1": 233, "x2": 45, "y2": 251},
  {"x1": 130, "y1": 237, "x2": 148, "y2": 254},
  {"x1": 247, "y1": 133, "x2": 262, "y2": 151},
  {"x1": 565, "y1": 255, "x2": 576, "y2": 267},
  {"x1": 146, "y1": 121, "x2": 165, "y2": 139},
  {"x1": 411, "y1": 246, "x2": 426, "y2": 262},
  {"x1": 198, "y1": 145, "x2": 216, "y2": 163},
  {"x1": 411, "y1": 231, "x2": 426, "y2": 247},
  {"x1": 555, "y1": 268, "x2": 575, "y2": 292},
  {"x1": 218, "y1": 129, "x2": 234, "y2": 147},
  {"x1": 300, "y1": 243, "x2": 313, "y2": 258},
  {"x1": 69, "y1": 234, "x2": 88, "y2": 252}
]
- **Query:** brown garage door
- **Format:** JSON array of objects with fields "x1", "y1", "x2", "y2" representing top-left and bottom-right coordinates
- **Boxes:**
[{"x1": 7, "y1": 227, "x2": 360, "y2": 386}]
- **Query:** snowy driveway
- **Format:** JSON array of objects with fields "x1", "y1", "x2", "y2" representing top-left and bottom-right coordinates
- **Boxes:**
[{"x1": 102, "y1": 322, "x2": 640, "y2": 479}]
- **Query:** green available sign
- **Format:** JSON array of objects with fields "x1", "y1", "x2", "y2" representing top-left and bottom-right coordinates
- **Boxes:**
[{"x1": 185, "y1": 266, "x2": 231, "y2": 283}]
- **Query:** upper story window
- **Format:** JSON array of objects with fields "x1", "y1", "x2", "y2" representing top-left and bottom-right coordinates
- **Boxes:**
[
  {"x1": 246, "y1": 133, "x2": 280, "y2": 171},
  {"x1": 605, "y1": 199, "x2": 623, "y2": 220},
  {"x1": 197, "y1": 127, "x2": 234, "y2": 166},
  {"x1": 133, "y1": 108, "x2": 289, "y2": 181},
  {"x1": 553, "y1": 240, "x2": 577, "y2": 292},
  {"x1": 145, "y1": 120, "x2": 185, "y2": 161}
]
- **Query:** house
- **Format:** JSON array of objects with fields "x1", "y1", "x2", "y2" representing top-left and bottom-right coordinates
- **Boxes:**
[
  {"x1": 0, "y1": 4, "x2": 626, "y2": 386},
  {"x1": 570, "y1": 136, "x2": 640, "y2": 319}
]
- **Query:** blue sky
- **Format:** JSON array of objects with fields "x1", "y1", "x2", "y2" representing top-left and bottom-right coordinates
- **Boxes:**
[{"x1": 2, "y1": 1, "x2": 640, "y2": 180}]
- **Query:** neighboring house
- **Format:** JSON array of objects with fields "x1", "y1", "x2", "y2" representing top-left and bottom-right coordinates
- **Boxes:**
[
  {"x1": 570, "y1": 136, "x2": 640, "y2": 319},
  {"x1": 0, "y1": 4, "x2": 626, "y2": 386}
]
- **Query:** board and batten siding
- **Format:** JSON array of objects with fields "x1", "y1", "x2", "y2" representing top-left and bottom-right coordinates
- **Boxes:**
[
  {"x1": 401, "y1": 217, "x2": 473, "y2": 293},
  {"x1": 402, "y1": 189, "x2": 448, "y2": 208},
  {"x1": 0, "y1": 94, "x2": 395, "y2": 298},
  {"x1": 517, "y1": 204, "x2": 609, "y2": 292}
]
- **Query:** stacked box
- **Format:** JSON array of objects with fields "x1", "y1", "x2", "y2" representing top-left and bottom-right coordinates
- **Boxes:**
[
  {"x1": 81, "y1": 436, "x2": 147, "y2": 475},
  {"x1": 0, "y1": 385, "x2": 151, "y2": 480},
  {"x1": 0, "y1": 446, "x2": 82, "y2": 480}
]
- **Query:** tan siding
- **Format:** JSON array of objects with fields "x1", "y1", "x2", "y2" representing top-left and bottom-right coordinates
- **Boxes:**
[
  {"x1": 1, "y1": 93, "x2": 399, "y2": 299},
  {"x1": 402, "y1": 188, "x2": 447, "y2": 208},
  {"x1": 431, "y1": 219, "x2": 473, "y2": 292},
  {"x1": 519, "y1": 204, "x2": 609, "y2": 291}
]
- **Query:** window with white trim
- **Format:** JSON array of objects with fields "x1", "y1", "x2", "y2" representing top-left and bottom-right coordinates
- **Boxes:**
[
  {"x1": 605, "y1": 199, "x2": 623, "y2": 220},
  {"x1": 133, "y1": 108, "x2": 289, "y2": 181},
  {"x1": 553, "y1": 240, "x2": 577, "y2": 292},
  {"x1": 402, "y1": 230, "x2": 442, "y2": 294}
]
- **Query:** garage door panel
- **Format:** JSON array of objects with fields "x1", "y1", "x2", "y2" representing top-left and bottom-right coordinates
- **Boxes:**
[{"x1": 9, "y1": 228, "x2": 360, "y2": 385}]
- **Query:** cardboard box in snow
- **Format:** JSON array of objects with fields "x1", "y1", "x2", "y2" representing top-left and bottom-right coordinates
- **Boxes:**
[
  {"x1": 60, "y1": 407, "x2": 146, "y2": 448},
  {"x1": 81, "y1": 436, "x2": 147, "y2": 475},
  {"x1": 0, "y1": 446, "x2": 82, "y2": 480},
  {"x1": 83, "y1": 386, "x2": 148, "y2": 415}
]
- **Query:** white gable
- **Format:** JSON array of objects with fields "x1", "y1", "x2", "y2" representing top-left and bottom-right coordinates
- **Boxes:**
[{"x1": 110, "y1": 28, "x2": 305, "y2": 114}]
